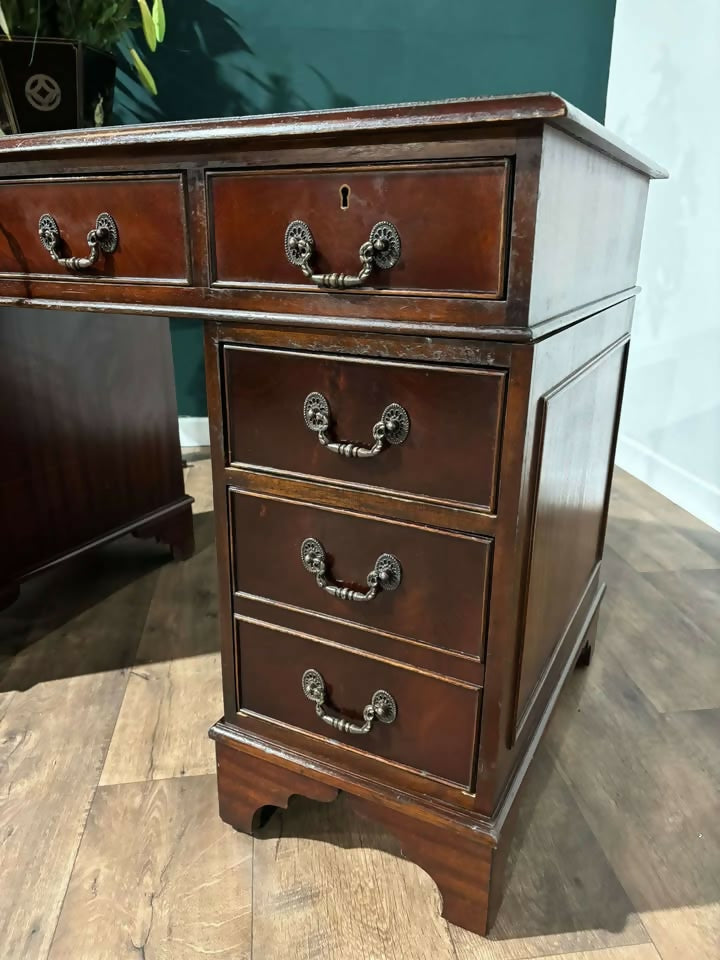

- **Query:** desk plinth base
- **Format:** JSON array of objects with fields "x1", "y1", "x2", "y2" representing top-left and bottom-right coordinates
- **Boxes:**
[{"x1": 210, "y1": 726, "x2": 511, "y2": 937}]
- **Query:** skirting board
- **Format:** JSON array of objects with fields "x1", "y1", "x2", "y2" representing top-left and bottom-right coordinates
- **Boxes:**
[
  {"x1": 616, "y1": 433, "x2": 720, "y2": 532},
  {"x1": 178, "y1": 416, "x2": 210, "y2": 449}
]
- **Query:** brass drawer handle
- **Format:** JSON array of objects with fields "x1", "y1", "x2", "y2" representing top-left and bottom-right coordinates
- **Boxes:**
[
  {"x1": 303, "y1": 391, "x2": 409, "y2": 458},
  {"x1": 285, "y1": 219, "x2": 401, "y2": 289},
  {"x1": 38, "y1": 213, "x2": 119, "y2": 271},
  {"x1": 301, "y1": 537, "x2": 402, "y2": 602},
  {"x1": 302, "y1": 668, "x2": 397, "y2": 735}
]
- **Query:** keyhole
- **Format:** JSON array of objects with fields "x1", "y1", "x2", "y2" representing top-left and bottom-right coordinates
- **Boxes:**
[{"x1": 339, "y1": 184, "x2": 350, "y2": 209}]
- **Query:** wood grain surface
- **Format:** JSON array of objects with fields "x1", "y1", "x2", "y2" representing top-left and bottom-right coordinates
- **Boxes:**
[
  {"x1": 209, "y1": 160, "x2": 510, "y2": 295},
  {"x1": 0, "y1": 175, "x2": 190, "y2": 281},
  {"x1": 0, "y1": 307, "x2": 192, "y2": 594},
  {"x1": 222, "y1": 344, "x2": 506, "y2": 512},
  {"x1": 48, "y1": 775, "x2": 252, "y2": 960},
  {"x1": 230, "y1": 489, "x2": 492, "y2": 659},
  {"x1": 0, "y1": 458, "x2": 717, "y2": 960},
  {"x1": 0, "y1": 95, "x2": 663, "y2": 336},
  {"x1": 100, "y1": 459, "x2": 220, "y2": 785}
]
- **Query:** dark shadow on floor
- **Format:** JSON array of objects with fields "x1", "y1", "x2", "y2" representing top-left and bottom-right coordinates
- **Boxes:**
[
  {"x1": 249, "y1": 673, "x2": 656, "y2": 943},
  {"x1": 0, "y1": 509, "x2": 217, "y2": 692}
]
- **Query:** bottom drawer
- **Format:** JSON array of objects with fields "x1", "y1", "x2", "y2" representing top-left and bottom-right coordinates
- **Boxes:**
[{"x1": 237, "y1": 618, "x2": 481, "y2": 789}]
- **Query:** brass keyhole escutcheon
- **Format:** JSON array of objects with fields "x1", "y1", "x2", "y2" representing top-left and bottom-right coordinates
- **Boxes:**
[{"x1": 339, "y1": 184, "x2": 351, "y2": 210}]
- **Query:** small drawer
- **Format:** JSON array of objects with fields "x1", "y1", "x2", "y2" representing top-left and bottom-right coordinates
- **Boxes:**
[
  {"x1": 209, "y1": 160, "x2": 510, "y2": 297},
  {"x1": 223, "y1": 346, "x2": 506, "y2": 513},
  {"x1": 230, "y1": 490, "x2": 492, "y2": 659},
  {"x1": 236, "y1": 618, "x2": 480, "y2": 788},
  {"x1": 0, "y1": 174, "x2": 190, "y2": 283}
]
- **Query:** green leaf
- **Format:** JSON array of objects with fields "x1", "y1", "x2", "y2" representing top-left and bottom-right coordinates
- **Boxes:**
[
  {"x1": 136, "y1": 0, "x2": 157, "y2": 51},
  {"x1": 152, "y1": 0, "x2": 166, "y2": 43},
  {"x1": 130, "y1": 47, "x2": 158, "y2": 95},
  {"x1": 0, "y1": 4, "x2": 11, "y2": 40},
  {"x1": 97, "y1": 7, "x2": 121, "y2": 27}
]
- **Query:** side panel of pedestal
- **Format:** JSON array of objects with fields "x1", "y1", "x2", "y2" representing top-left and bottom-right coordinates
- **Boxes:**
[
  {"x1": 0, "y1": 308, "x2": 192, "y2": 597},
  {"x1": 478, "y1": 299, "x2": 633, "y2": 814},
  {"x1": 513, "y1": 332, "x2": 628, "y2": 734}
]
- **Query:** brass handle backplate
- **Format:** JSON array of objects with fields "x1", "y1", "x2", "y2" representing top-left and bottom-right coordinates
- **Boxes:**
[
  {"x1": 303, "y1": 391, "x2": 409, "y2": 458},
  {"x1": 38, "y1": 212, "x2": 119, "y2": 271},
  {"x1": 284, "y1": 219, "x2": 401, "y2": 289},
  {"x1": 301, "y1": 667, "x2": 397, "y2": 735},
  {"x1": 301, "y1": 537, "x2": 402, "y2": 602}
]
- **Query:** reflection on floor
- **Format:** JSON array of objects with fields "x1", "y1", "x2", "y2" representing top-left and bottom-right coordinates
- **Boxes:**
[{"x1": 0, "y1": 458, "x2": 718, "y2": 960}]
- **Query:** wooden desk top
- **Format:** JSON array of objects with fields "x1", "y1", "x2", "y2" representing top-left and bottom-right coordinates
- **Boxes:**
[
  {"x1": 0, "y1": 92, "x2": 667, "y2": 178},
  {"x1": 0, "y1": 93, "x2": 665, "y2": 339}
]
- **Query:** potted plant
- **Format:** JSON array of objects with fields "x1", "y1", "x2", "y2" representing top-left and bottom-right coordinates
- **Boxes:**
[{"x1": 0, "y1": 0, "x2": 164, "y2": 134}]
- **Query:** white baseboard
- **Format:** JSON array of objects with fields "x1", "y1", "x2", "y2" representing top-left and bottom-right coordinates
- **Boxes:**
[
  {"x1": 178, "y1": 416, "x2": 210, "y2": 449},
  {"x1": 616, "y1": 433, "x2": 720, "y2": 532}
]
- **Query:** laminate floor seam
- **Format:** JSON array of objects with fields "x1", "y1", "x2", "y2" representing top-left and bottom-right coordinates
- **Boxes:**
[
  {"x1": 637, "y1": 571, "x2": 720, "y2": 645},
  {"x1": 659, "y1": 704, "x2": 719, "y2": 717},
  {"x1": 43, "y1": 667, "x2": 133, "y2": 960},
  {"x1": 96, "y1": 578, "x2": 163, "y2": 787},
  {"x1": 547, "y1": 741, "x2": 657, "y2": 957},
  {"x1": 2, "y1": 461, "x2": 718, "y2": 959},
  {"x1": 94, "y1": 769, "x2": 213, "y2": 792},
  {"x1": 43, "y1": 579, "x2": 159, "y2": 960},
  {"x1": 42, "y1": 781, "x2": 102, "y2": 960},
  {"x1": 527, "y1": 943, "x2": 655, "y2": 960},
  {"x1": 250, "y1": 833, "x2": 256, "y2": 960},
  {"x1": 550, "y1": 652, "x2": 716, "y2": 960}
]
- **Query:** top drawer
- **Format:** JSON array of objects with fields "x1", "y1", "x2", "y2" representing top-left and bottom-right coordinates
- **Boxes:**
[
  {"x1": 0, "y1": 174, "x2": 190, "y2": 283},
  {"x1": 208, "y1": 160, "x2": 511, "y2": 297}
]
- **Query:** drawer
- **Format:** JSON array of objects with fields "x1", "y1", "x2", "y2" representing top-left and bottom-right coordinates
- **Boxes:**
[
  {"x1": 230, "y1": 491, "x2": 492, "y2": 659},
  {"x1": 223, "y1": 346, "x2": 506, "y2": 512},
  {"x1": 209, "y1": 160, "x2": 510, "y2": 297},
  {"x1": 0, "y1": 174, "x2": 190, "y2": 282},
  {"x1": 236, "y1": 618, "x2": 480, "y2": 788}
]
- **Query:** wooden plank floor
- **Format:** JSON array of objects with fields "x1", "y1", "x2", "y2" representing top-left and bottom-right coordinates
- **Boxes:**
[{"x1": 1, "y1": 458, "x2": 718, "y2": 960}]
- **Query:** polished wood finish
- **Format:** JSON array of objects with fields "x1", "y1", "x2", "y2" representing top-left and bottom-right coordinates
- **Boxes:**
[
  {"x1": 0, "y1": 174, "x2": 190, "y2": 282},
  {"x1": 209, "y1": 160, "x2": 510, "y2": 296},
  {"x1": 230, "y1": 490, "x2": 491, "y2": 658},
  {"x1": 0, "y1": 95, "x2": 666, "y2": 336},
  {"x1": 0, "y1": 308, "x2": 193, "y2": 606},
  {"x1": 0, "y1": 93, "x2": 666, "y2": 177},
  {"x1": 349, "y1": 791, "x2": 497, "y2": 933},
  {"x1": 236, "y1": 618, "x2": 481, "y2": 787},
  {"x1": 132, "y1": 507, "x2": 195, "y2": 562},
  {"x1": 223, "y1": 345, "x2": 506, "y2": 510},
  {"x1": 516, "y1": 334, "x2": 628, "y2": 726},
  {"x1": 1, "y1": 460, "x2": 717, "y2": 959},
  {"x1": 217, "y1": 740, "x2": 338, "y2": 834},
  {"x1": 529, "y1": 127, "x2": 649, "y2": 326},
  {"x1": 234, "y1": 593, "x2": 482, "y2": 684},
  {"x1": 0, "y1": 95, "x2": 665, "y2": 937}
]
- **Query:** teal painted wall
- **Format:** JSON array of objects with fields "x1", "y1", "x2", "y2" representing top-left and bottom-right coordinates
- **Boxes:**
[{"x1": 114, "y1": 0, "x2": 617, "y2": 418}]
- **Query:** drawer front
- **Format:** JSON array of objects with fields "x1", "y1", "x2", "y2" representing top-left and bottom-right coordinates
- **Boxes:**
[
  {"x1": 230, "y1": 491, "x2": 492, "y2": 659},
  {"x1": 209, "y1": 160, "x2": 510, "y2": 297},
  {"x1": 0, "y1": 175, "x2": 189, "y2": 282},
  {"x1": 237, "y1": 618, "x2": 480, "y2": 788},
  {"x1": 224, "y1": 346, "x2": 506, "y2": 512}
]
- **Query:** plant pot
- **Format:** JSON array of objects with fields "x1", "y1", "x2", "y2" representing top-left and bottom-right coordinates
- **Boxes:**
[{"x1": 0, "y1": 38, "x2": 115, "y2": 134}]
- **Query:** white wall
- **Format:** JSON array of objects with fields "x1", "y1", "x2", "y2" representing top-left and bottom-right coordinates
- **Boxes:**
[{"x1": 605, "y1": 0, "x2": 720, "y2": 530}]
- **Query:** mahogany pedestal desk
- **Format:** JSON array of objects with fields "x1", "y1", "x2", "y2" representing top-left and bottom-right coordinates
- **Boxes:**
[{"x1": 0, "y1": 94, "x2": 665, "y2": 935}]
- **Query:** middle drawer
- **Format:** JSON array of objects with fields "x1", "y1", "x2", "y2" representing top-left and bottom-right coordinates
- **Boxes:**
[
  {"x1": 223, "y1": 345, "x2": 506, "y2": 512},
  {"x1": 230, "y1": 490, "x2": 492, "y2": 659}
]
